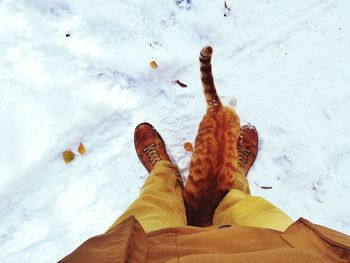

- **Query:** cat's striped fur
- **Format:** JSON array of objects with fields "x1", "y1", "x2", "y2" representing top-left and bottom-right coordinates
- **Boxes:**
[{"x1": 183, "y1": 46, "x2": 240, "y2": 226}]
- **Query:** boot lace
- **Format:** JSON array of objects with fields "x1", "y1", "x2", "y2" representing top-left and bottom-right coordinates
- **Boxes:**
[
  {"x1": 143, "y1": 143, "x2": 161, "y2": 165},
  {"x1": 238, "y1": 146, "x2": 250, "y2": 169}
]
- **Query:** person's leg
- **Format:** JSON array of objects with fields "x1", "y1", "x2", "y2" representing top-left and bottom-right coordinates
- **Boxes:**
[
  {"x1": 107, "y1": 160, "x2": 186, "y2": 233},
  {"x1": 213, "y1": 125, "x2": 293, "y2": 232},
  {"x1": 107, "y1": 123, "x2": 186, "y2": 233},
  {"x1": 213, "y1": 167, "x2": 293, "y2": 231}
]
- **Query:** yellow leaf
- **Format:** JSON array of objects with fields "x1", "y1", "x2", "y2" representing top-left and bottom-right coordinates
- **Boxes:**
[
  {"x1": 78, "y1": 142, "x2": 86, "y2": 155},
  {"x1": 150, "y1": 60, "x2": 158, "y2": 69},
  {"x1": 63, "y1": 150, "x2": 75, "y2": 164}
]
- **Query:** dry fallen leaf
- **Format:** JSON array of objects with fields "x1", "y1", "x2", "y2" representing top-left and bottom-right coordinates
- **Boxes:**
[
  {"x1": 150, "y1": 60, "x2": 158, "y2": 69},
  {"x1": 184, "y1": 142, "x2": 193, "y2": 152},
  {"x1": 78, "y1": 142, "x2": 86, "y2": 155},
  {"x1": 63, "y1": 150, "x2": 75, "y2": 164}
]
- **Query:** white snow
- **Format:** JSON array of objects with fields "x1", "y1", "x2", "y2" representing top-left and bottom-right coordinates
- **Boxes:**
[{"x1": 1, "y1": 0, "x2": 350, "y2": 261}]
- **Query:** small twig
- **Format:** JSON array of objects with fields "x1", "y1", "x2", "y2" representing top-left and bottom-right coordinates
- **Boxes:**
[
  {"x1": 224, "y1": 1, "x2": 231, "y2": 11},
  {"x1": 224, "y1": 1, "x2": 231, "y2": 17},
  {"x1": 172, "y1": 80, "x2": 188, "y2": 88},
  {"x1": 260, "y1": 186, "x2": 273, "y2": 190},
  {"x1": 176, "y1": 80, "x2": 188, "y2": 87}
]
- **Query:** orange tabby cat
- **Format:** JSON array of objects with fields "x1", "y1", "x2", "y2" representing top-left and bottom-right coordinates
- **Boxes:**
[{"x1": 183, "y1": 46, "x2": 240, "y2": 226}]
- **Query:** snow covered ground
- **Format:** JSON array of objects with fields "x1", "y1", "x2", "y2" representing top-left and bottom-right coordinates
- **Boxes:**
[{"x1": 1, "y1": 0, "x2": 350, "y2": 261}]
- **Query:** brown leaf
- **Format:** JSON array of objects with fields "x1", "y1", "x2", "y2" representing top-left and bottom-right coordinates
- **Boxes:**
[
  {"x1": 184, "y1": 142, "x2": 193, "y2": 152},
  {"x1": 150, "y1": 60, "x2": 158, "y2": 69},
  {"x1": 78, "y1": 142, "x2": 86, "y2": 155},
  {"x1": 260, "y1": 186, "x2": 273, "y2": 189},
  {"x1": 63, "y1": 150, "x2": 75, "y2": 164}
]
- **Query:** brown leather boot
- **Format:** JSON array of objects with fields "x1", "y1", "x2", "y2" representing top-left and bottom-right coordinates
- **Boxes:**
[
  {"x1": 237, "y1": 124, "x2": 258, "y2": 176},
  {"x1": 134, "y1": 122, "x2": 172, "y2": 173}
]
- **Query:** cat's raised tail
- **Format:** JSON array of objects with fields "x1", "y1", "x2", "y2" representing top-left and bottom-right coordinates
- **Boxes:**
[{"x1": 199, "y1": 46, "x2": 222, "y2": 110}]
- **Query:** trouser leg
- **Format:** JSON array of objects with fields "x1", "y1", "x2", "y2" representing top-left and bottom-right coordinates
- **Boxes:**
[
  {"x1": 106, "y1": 160, "x2": 186, "y2": 233},
  {"x1": 213, "y1": 167, "x2": 293, "y2": 232}
]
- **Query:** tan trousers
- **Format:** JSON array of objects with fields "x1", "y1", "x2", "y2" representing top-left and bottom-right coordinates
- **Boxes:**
[{"x1": 107, "y1": 160, "x2": 293, "y2": 233}]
